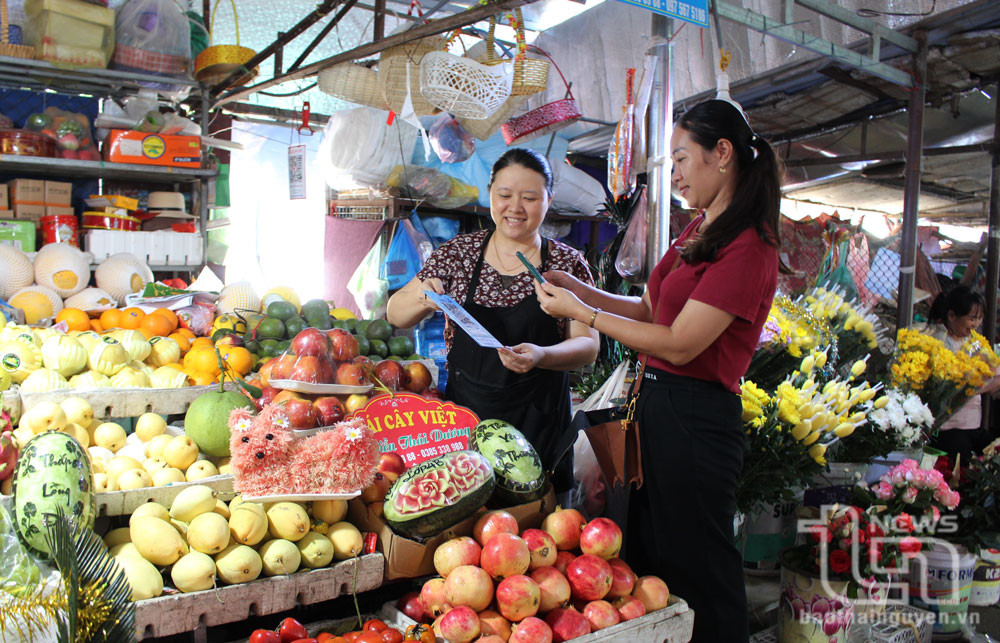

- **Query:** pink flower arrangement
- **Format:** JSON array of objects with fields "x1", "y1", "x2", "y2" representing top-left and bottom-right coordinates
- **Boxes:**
[{"x1": 862, "y1": 459, "x2": 960, "y2": 534}]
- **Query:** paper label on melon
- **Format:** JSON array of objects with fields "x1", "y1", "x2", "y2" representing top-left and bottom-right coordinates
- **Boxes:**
[{"x1": 470, "y1": 419, "x2": 544, "y2": 494}]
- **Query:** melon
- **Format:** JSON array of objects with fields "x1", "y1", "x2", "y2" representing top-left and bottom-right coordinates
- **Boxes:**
[
  {"x1": 9, "y1": 286, "x2": 63, "y2": 325},
  {"x1": 19, "y1": 368, "x2": 71, "y2": 393},
  {"x1": 470, "y1": 419, "x2": 547, "y2": 506},
  {"x1": 64, "y1": 288, "x2": 115, "y2": 312},
  {"x1": 184, "y1": 390, "x2": 255, "y2": 457},
  {"x1": 95, "y1": 254, "x2": 153, "y2": 305},
  {"x1": 0, "y1": 340, "x2": 43, "y2": 384},
  {"x1": 40, "y1": 334, "x2": 87, "y2": 377},
  {"x1": 217, "y1": 281, "x2": 260, "y2": 316},
  {"x1": 12, "y1": 431, "x2": 95, "y2": 556},
  {"x1": 384, "y1": 451, "x2": 495, "y2": 540},
  {"x1": 0, "y1": 245, "x2": 34, "y2": 299},
  {"x1": 33, "y1": 244, "x2": 90, "y2": 298}
]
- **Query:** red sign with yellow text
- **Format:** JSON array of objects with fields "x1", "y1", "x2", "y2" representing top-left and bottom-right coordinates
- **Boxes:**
[{"x1": 350, "y1": 393, "x2": 480, "y2": 467}]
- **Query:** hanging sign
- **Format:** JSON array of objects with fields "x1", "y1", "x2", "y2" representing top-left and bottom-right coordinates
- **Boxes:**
[
  {"x1": 351, "y1": 393, "x2": 480, "y2": 467},
  {"x1": 615, "y1": 0, "x2": 709, "y2": 28},
  {"x1": 288, "y1": 144, "x2": 306, "y2": 200}
]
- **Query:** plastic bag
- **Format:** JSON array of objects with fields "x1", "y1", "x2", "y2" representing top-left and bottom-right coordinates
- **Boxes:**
[
  {"x1": 318, "y1": 107, "x2": 419, "y2": 190},
  {"x1": 349, "y1": 242, "x2": 389, "y2": 320},
  {"x1": 23, "y1": 107, "x2": 100, "y2": 161},
  {"x1": 0, "y1": 505, "x2": 41, "y2": 595},
  {"x1": 607, "y1": 69, "x2": 637, "y2": 199},
  {"x1": 385, "y1": 165, "x2": 478, "y2": 209},
  {"x1": 421, "y1": 216, "x2": 461, "y2": 246},
  {"x1": 381, "y1": 220, "x2": 424, "y2": 291},
  {"x1": 615, "y1": 187, "x2": 647, "y2": 284},
  {"x1": 176, "y1": 302, "x2": 215, "y2": 336},
  {"x1": 114, "y1": 0, "x2": 191, "y2": 68},
  {"x1": 428, "y1": 114, "x2": 475, "y2": 164}
]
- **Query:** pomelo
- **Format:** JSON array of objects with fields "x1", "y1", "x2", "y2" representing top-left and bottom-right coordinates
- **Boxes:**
[{"x1": 184, "y1": 390, "x2": 254, "y2": 457}]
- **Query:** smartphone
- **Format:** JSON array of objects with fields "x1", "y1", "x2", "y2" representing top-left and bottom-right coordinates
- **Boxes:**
[{"x1": 516, "y1": 251, "x2": 546, "y2": 284}]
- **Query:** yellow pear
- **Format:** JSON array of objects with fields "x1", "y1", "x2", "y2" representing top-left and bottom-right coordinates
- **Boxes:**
[
  {"x1": 117, "y1": 468, "x2": 152, "y2": 490},
  {"x1": 94, "y1": 422, "x2": 127, "y2": 452},
  {"x1": 105, "y1": 456, "x2": 143, "y2": 487},
  {"x1": 64, "y1": 422, "x2": 90, "y2": 448},
  {"x1": 216, "y1": 457, "x2": 231, "y2": 475},
  {"x1": 266, "y1": 502, "x2": 310, "y2": 542},
  {"x1": 23, "y1": 402, "x2": 67, "y2": 433},
  {"x1": 163, "y1": 435, "x2": 198, "y2": 470},
  {"x1": 185, "y1": 460, "x2": 219, "y2": 481},
  {"x1": 312, "y1": 499, "x2": 348, "y2": 525},
  {"x1": 212, "y1": 499, "x2": 231, "y2": 520},
  {"x1": 130, "y1": 516, "x2": 187, "y2": 566},
  {"x1": 328, "y1": 522, "x2": 363, "y2": 560},
  {"x1": 214, "y1": 544, "x2": 262, "y2": 585},
  {"x1": 296, "y1": 531, "x2": 334, "y2": 569},
  {"x1": 259, "y1": 539, "x2": 301, "y2": 576},
  {"x1": 12, "y1": 427, "x2": 34, "y2": 449},
  {"x1": 142, "y1": 456, "x2": 170, "y2": 476},
  {"x1": 135, "y1": 413, "x2": 167, "y2": 442},
  {"x1": 152, "y1": 467, "x2": 186, "y2": 486},
  {"x1": 145, "y1": 434, "x2": 173, "y2": 459},
  {"x1": 129, "y1": 502, "x2": 170, "y2": 527},
  {"x1": 59, "y1": 396, "x2": 94, "y2": 427},
  {"x1": 187, "y1": 512, "x2": 230, "y2": 555},
  {"x1": 171, "y1": 552, "x2": 217, "y2": 593},
  {"x1": 92, "y1": 472, "x2": 113, "y2": 493}
]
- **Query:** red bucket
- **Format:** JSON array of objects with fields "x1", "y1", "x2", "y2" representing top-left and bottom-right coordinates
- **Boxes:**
[{"x1": 40, "y1": 214, "x2": 78, "y2": 247}]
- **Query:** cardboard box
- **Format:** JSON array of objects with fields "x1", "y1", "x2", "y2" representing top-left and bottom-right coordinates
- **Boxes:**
[
  {"x1": 87, "y1": 194, "x2": 139, "y2": 210},
  {"x1": 8, "y1": 179, "x2": 45, "y2": 206},
  {"x1": 0, "y1": 219, "x2": 37, "y2": 252},
  {"x1": 348, "y1": 487, "x2": 558, "y2": 580},
  {"x1": 13, "y1": 204, "x2": 45, "y2": 225},
  {"x1": 44, "y1": 206, "x2": 75, "y2": 217},
  {"x1": 104, "y1": 130, "x2": 202, "y2": 168},
  {"x1": 44, "y1": 181, "x2": 72, "y2": 206},
  {"x1": 0, "y1": 184, "x2": 7, "y2": 210}
]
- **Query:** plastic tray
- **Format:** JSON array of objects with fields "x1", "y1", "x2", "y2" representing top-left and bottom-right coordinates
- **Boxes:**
[{"x1": 268, "y1": 380, "x2": 374, "y2": 395}]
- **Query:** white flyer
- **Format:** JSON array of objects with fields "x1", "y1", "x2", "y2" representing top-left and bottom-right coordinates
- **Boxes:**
[{"x1": 426, "y1": 292, "x2": 504, "y2": 349}]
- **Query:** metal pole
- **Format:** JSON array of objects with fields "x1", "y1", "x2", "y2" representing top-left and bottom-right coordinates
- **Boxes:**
[
  {"x1": 895, "y1": 31, "x2": 927, "y2": 330},
  {"x1": 645, "y1": 14, "x2": 672, "y2": 282},
  {"x1": 984, "y1": 82, "x2": 1000, "y2": 346}
]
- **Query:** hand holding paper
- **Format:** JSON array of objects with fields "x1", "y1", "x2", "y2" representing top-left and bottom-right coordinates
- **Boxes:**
[{"x1": 425, "y1": 291, "x2": 504, "y2": 348}]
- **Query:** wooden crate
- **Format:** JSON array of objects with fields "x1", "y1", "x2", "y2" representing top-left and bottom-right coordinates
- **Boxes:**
[
  {"x1": 19, "y1": 383, "x2": 230, "y2": 419},
  {"x1": 95, "y1": 475, "x2": 235, "y2": 517},
  {"x1": 574, "y1": 596, "x2": 693, "y2": 642},
  {"x1": 134, "y1": 553, "x2": 384, "y2": 640}
]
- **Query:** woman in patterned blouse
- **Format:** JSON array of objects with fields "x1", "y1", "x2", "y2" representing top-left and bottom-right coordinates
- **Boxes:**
[{"x1": 387, "y1": 149, "x2": 598, "y2": 485}]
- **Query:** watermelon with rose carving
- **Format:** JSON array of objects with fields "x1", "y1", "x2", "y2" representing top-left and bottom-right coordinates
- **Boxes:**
[{"x1": 384, "y1": 450, "x2": 495, "y2": 540}]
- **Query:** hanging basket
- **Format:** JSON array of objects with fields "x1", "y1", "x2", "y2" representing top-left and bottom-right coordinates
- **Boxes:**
[
  {"x1": 0, "y1": 0, "x2": 34, "y2": 59},
  {"x1": 482, "y1": 10, "x2": 548, "y2": 96},
  {"x1": 193, "y1": 0, "x2": 258, "y2": 86},
  {"x1": 419, "y1": 50, "x2": 512, "y2": 120},
  {"x1": 458, "y1": 94, "x2": 525, "y2": 141},
  {"x1": 378, "y1": 34, "x2": 441, "y2": 116},
  {"x1": 318, "y1": 63, "x2": 388, "y2": 109},
  {"x1": 501, "y1": 50, "x2": 580, "y2": 145}
]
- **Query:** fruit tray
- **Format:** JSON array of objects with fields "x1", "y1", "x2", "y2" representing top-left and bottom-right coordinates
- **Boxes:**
[
  {"x1": 94, "y1": 474, "x2": 234, "y2": 517},
  {"x1": 18, "y1": 383, "x2": 235, "y2": 419},
  {"x1": 134, "y1": 553, "x2": 384, "y2": 640},
  {"x1": 267, "y1": 380, "x2": 375, "y2": 395}
]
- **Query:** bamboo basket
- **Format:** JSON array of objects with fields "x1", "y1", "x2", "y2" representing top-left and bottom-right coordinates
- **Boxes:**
[
  {"x1": 458, "y1": 94, "x2": 525, "y2": 141},
  {"x1": 318, "y1": 63, "x2": 389, "y2": 109},
  {"x1": 378, "y1": 34, "x2": 441, "y2": 116},
  {"x1": 193, "y1": 0, "x2": 257, "y2": 86},
  {"x1": 1, "y1": 0, "x2": 34, "y2": 59},
  {"x1": 483, "y1": 10, "x2": 548, "y2": 97}
]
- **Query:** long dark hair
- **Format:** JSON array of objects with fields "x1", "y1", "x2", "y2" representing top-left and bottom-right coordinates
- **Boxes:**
[
  {"x1": 676, "y1": 100, "x2": 783, "y2": 264},
  {"x1": 928, "y1": 285, "x2": 984, "y2": 328},
  {"x1": 488, "y1": 148, "x2": 554, "y2": 197}
]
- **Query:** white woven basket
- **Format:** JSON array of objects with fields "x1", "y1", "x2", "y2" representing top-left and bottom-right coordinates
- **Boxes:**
[{"x1": 419, "y1": 51, "x2": 512, "y2": 120}]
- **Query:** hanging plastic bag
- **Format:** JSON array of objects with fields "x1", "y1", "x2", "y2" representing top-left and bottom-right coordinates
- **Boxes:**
[
  {"x1": 615, "y1": 187, "x2": 647, "y2": 284},
  {"x1": 112, "y1": 0, "x2": 192, "y2": 79},
  {"x1": 428, "y1": 113, "x2": 476, "y2": 164},
  {"x1": 381, "y1": 220, "x2": 424, "y2": 291},
  {"x1": 607, "y1": 68, "x2": 637, "y2": 199},
  {"x1": 349, "y1": 241, "x2": 389, "y2": 319}
]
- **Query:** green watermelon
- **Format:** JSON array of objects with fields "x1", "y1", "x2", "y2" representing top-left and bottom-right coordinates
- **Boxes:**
[
  {"x1": 12, "y1": 431, "x2": 95, "y2": 557},
  {"x1": 384, "y1": 451, "x2": 494, "y2": 541},
  {"x1": 470, "y1": 419, "x2": 546, "y2": 506}
]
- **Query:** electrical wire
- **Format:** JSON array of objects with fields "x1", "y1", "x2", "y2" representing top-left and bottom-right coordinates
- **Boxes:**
[
  {"x1": 259, "y1": 82, "x2": 318, "y2": 97},
  {"x1": 858, "y1": 0, "x2": 935, "y2": 18}
]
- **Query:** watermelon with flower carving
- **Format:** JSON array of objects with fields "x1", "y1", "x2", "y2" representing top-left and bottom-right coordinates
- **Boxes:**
[{"x1": 384, "y1": 451, "x2": 494, "y2": 540}]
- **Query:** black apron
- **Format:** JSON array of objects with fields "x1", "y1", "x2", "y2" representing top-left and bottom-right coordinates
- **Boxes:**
[{"x1": 446, "y1": 230, "x2": 573, "y2": 482}]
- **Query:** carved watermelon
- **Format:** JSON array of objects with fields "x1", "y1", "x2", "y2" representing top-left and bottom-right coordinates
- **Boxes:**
[
  {"x1": 11, "y1": 431, "x2": 95, "y2": 557},
  {"x1": 384, "y1": 451, "x2": 494, "y2": 541},
  {"x1": 470, "y1": 419, "x2": 547, "y2": 506}
]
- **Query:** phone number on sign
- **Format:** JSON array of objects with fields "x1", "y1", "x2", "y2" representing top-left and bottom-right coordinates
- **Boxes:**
[{"x1": 403, "y1": 442, "x2": 466, "y2": 462}]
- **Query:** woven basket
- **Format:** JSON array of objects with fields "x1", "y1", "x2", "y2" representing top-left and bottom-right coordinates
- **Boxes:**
[
  {"x1": 378, "y1": 35, "x2": 441, "y2": 116},
  {"x1": 458, "y1": 95, "x2": 525, "y2": 141},
  {"x1": 419, "y1": 50, "x2": 511, "y2": 119},
  {"x1": 193, "y1": 0, "x2": 258, "y2": 86},
  {"x1": 318, "y1": 63, "x2": 388, "y2": 109},
  {"x1": 501, "y1": 51, "x2": 580, "y2": 145},
  {"x1": 482, "y1": 10, "x2": 548, "y2": 96},
  {"x1": 0, "y1": 0, "x2": 34, "y2": 59}
]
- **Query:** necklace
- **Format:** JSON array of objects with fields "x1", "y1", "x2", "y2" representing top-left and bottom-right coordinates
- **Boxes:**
[{"x1": 492, "y1": 236, "x2": 538, "y2": 274}]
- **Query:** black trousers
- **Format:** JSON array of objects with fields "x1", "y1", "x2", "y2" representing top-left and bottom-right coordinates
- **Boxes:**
[
  {"x1": 930, "y1": 427, "x2": 984, "y2": 464},
  {"x1": 625, "y1": 368, "x2": 749, "y2": 642}
]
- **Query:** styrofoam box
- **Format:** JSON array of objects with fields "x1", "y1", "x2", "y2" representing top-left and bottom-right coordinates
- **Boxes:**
[{"x1": 85, "y1": 230, "x2": 203, "y2": 266}]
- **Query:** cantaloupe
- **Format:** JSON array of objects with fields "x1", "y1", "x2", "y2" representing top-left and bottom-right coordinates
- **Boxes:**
[
  {"x1": 95, "y1": 254, "x2": 154, "y2": 305},
  {"x1": 34, "y1": 244, "x2": 90, "y2": 298},
  {"x1": 0, "y1": 246, "x2": 35, "y2": 299},
  {"x1": 217, "y1": 282, "x2": 260, "y2": 315},
  {"x1": 9, "y1": 286, "x2": 63, "y2": 324},
  {"x1": 64, "y1": 288, "x2": 115, "y2": 311}
]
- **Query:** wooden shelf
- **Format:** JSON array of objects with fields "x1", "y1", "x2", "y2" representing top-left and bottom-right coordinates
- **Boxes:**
[{"x1": 0, "y1": 155, "x2": 216, "y2": 183}]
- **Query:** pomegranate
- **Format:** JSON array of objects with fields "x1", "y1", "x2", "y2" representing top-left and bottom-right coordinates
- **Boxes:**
[
  {"x1": 530, "y1": 566, "x2": 571, "y2": 614},
  {"x1": 613, "y1": 595, "x2": 646, "y2": 621},
  {"x1": 565, "y1": 554, "x2": 613, "y2": 601},
  {"x1": 477, "y1": 609, "x2": 512, "y2": 641},
  {"x1": 0, "y1": 431, "x2": 17, "y2": 481},
  {"x1": 579, "y1": 517, "x2": 622, "y2": 559},
  {"x1": 632, "y1": 575, "x2": 670, "y2": 611},
  {"x1": 433, "y1": 536, "x2": 482, "y2": 577},
  {"x1": 444, "y1": 565, "x2": 494, "y2": 612},
  {"x1": 496, "y1": 574, "x2": 541, "y2": 622},
  {"x1": 439, "y1": 606, "x2": 480, "y2": 643},
  {"x1": 397, "y1": 591, "x2": 428, "y2": 623},
  {"x1": 421, "y1": 577, "x2": 451, "y2": 617},
  {"x1": 479, "y1": 636, "x2": 506, "y2": 643},
  {"x1": 553, "y1": 551, "x2": 575, "y2": 576},
  {"x1": 473, "y1": 510, "x2": 520, "y2": 546},
  {"x1": 509, "y1": 617, "x2": 553, "y2": 643},
  {"x1": 481, "y1": 533, "x2": 530, "y2": 580},
  {"x1": 541, "y1": 508, "x2": 586, "y2": 551},
  {"x1": 583, "y1": 600, "x2": 620, "y2": 631},
  {"x1": 522, "y1": 528, "x2": 558, "y2": 570},
  {"x1": 544, "y1": 607, "x2": 591, "y2": 642},
  {"x1": 606, "y1": 558, "x2": 638, "y2": 599}
]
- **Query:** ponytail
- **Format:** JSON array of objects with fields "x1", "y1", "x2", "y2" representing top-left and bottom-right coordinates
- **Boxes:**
[{"x1": 928, "y1": 285, "x2": 984, "y2": 325}]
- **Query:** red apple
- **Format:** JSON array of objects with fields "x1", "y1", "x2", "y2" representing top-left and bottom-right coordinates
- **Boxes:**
[
  {"x1": 326, "y1": 329, "x2": 359, "y2": 361},
  {"x1": 544, "y1": 607, "x2": 590, "y2": 642},
  {"x1": 422, "y1": 387, "x2": 444, "y2": 399},
  {"x1": 404, "y1": 362, "x2": 433, "y2": 392},
  {"x1": 509, "y1": 616, "x2": 553, "y2": 643},
  {"x1": 378, "y1": 452, "x2": 406, "y2": 482},
  {"x1": 565, "y1": 555, "x2": 612, "y2": 601},
  {"x1": 313, "y1": 396, "x2": 346, "y2": 425},
  {"x1": 292, "y1": 327, "x2": 329, "y2": 357},
  {"x1": 374, "y1": 360, "x2": 407, "y2": 391},
  {"x1": 397, "y1": 591, "x2": 428, "y2": 623},
  {"x1": 269, "y1": 353, "x2": 298, "y2": 381},
  {"x1": 256, "y1": 385, "x2": 280, "y2": 411},
  {"x1": 613, "y1": 595, "x2": 646, "y2": 621},
  {"x1": 336, "y1": 362, "x2": 368, "y2": 386},
  {"x1": 579, "y1": 518, "x2": 623, "y2": 559},
  {"x1": 360, "y1": 472, "x2": 392, "y2": 504},
  {"x1": 606, "y1": 558, "x2": 637, "y2": 599},
  {"x1": 583, "y1": 600, "x2": 620, "y2": 631},
  {"x1": 523, "y1": 528, "x2": 558, "y2": 570},
  {"x1": 272, "y1": 390, "x2": 317, "y2": 429}
]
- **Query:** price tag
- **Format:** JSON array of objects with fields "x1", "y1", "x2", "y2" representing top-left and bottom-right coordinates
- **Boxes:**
[{"x1": 288, "y1": 144, "x2": 306, "y2": 200}]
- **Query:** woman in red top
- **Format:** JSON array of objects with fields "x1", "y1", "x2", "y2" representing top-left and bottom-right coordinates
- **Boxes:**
[{"x1": 536, "y1": 100, "x2": 781, "y2": 642}]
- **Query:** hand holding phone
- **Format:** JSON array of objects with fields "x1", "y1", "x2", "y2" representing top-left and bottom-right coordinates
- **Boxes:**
[{"x1": 516, "y1": 251, "x2": 546, "y2": 284}]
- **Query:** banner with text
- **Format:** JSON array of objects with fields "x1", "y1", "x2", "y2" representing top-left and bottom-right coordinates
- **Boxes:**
[{"x1": 615, "y1": 0, "x2": 709, "y2": 28}]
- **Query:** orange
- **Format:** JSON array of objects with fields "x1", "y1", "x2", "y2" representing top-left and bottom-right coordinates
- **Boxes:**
[
  {"x1": 151, "y1": 308, "x2": 178, "y2": 332},
  {"x1": 90, "y1": 319, "x2": 103, "y2": 332},
  {"x1": 99, "y1": 308, "x2": 123, "y2": 330},
  {"x1": 176, "y1": 327, "x2": 196, "y2": 340},
  {"x1": 168, "y1": 332, "x2": 191, "y2": 352},
  {"x1": 183, "y1": 347, "x2": 221, "y2": 376},
  {"x1": 56, "y1": 308, "x2": 91, "y2": 332},
  {"x1": 190, "y1": 337, "x2": 214, "y2": 351},
  {"x1": 120, "y1": 307, "x2": 146, "y2": 330},
  {"x1": 138, "y1": 314, "x2": 172, "y2": 339},
  {"x1": 220, "y1": 346, "x2": 254, "y2": 376},
  {"x1": 186, "y1": 371, "x2": 216, "y2": 387}
]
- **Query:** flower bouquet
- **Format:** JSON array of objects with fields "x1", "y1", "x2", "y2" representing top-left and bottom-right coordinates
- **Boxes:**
[
  {"x1": 746, "y1": 294, "x2": 834, "y2": 390},
  {"x1": 829, "y1": 387, "x2": 934, "y2": 463},
  {"x1": 803, "y1": 286, "x2": 888, "y2": 373},
  {"x1": 857, "y1": 458, "x2": 961, "y2": 537}
]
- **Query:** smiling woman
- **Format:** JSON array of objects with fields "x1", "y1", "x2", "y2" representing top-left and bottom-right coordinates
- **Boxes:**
[{"x1": 386, "y1": 149, "x2": 598, "y2": 490}]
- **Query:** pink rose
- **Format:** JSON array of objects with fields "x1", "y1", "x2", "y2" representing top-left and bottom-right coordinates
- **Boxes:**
[
  {"x1": 875, "y1": 481, "x2": 893, "y2": 501},
  {"x1": 902, "y1": 486, "x2": 919, "y2": 504},
  {"x1": 901, "y1": 459, "x2": 919, "y2": 470}
]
